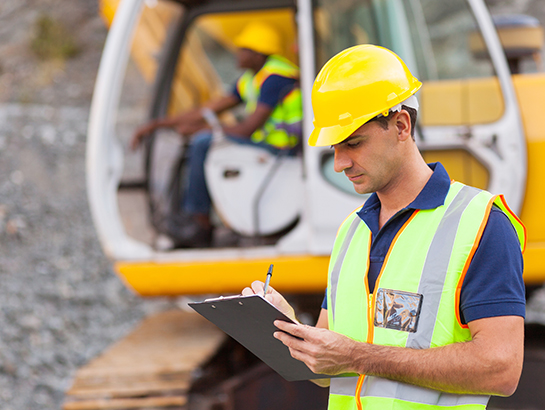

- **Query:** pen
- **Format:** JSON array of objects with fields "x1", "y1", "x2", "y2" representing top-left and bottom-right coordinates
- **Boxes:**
[{"x1": 263, "y1": 264, "x2": 273, "y2": 296}]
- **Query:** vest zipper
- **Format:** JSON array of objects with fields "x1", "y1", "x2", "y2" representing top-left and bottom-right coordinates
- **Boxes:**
[
  {"x1": 366, "y1": 292, "x2": 375, "y2": 344},
  {"x1": 355, "y1": 290, "x2": 374, "y2": 410},
  {"x1": 355, "y1": 214, "x2": 417, "y2": 409},
  {"x1": 355, "y1": 232, "x2": 374, "y2": 410}
]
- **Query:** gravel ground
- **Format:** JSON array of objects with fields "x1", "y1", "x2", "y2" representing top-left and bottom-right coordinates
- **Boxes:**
[
  {"x1": 0, "y1": 2, "x2": 178, "y2": 409},
  {"x1": 1, "y1": 0, "x2": 545, "y2": 409},
  {"x1": 0, "y1": 103, "x2": 177, "y2": 410}
]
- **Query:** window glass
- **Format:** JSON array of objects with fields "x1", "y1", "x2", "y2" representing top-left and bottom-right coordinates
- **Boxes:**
[
  {"x1": 167, "y1": 18, "x2": 239, "y2": 116},
  {"x1": 314, "y1": 0, "x2": 501, "y2": 195},
  {"x1": 320, "y1": 152, "x2": 370, "y2": 198},
  {"x1": 314, "y1": 0, "x2": 495, "y2": 80}
]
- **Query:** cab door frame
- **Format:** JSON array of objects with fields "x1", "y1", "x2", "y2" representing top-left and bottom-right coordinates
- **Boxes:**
[{"x1": 417, "y1": 0, "x2": 527, "y2": 214}]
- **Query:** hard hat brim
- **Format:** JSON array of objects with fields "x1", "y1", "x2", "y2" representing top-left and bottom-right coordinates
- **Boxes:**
[
  {"x1": 234, "y1": 41, "x2": 281, "y2": 56},
  {"x1": 309, "y1": 116, "x2": 369, "y2": 147},
  {"x1": 309, "y1": 82, "x2": 422, "y2": 147}
]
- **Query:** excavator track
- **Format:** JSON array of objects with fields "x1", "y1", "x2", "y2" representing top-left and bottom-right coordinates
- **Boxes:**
[{"x1": 63, "y1": 310, "x2": 224, "y2": 410}]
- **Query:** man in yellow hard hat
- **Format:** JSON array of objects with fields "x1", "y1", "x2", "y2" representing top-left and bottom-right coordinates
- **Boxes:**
[
  {"x1": 132, "y1": 22, "x2": 302, "y2": 247},
  {"x1": 243, "y1": 45, "x2": 525, "y2": 409}
]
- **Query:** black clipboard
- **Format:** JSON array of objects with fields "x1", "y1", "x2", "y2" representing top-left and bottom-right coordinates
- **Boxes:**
[{"x1": 189, "y1": 294, "x2": 330, "y2": 381}]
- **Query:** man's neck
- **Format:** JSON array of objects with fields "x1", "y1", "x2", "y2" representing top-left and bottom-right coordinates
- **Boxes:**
[
  {"x1": 377, "y1": 157, "x2": 433, "y2": 230},
  {"x1": 250, "y1": 55, "x2": 268, "y2": 74}
]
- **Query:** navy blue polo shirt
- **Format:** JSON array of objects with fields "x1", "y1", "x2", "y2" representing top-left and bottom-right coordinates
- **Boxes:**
[
  {"x1": 322, "y1": 162, "x2": 525, "y2": 324},
  {"x1": 231, "y1": 74, "x2": 298, "y2": 108}
]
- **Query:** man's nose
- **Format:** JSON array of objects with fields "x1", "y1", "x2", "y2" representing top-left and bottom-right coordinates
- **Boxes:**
[{"x1": 333, "y1": 147, "x2": 352, "y2": 173}]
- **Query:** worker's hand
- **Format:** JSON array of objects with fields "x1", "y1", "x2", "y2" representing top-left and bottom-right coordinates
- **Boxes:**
[
  {"x1": 175, "y1": 120, "x2": 207, "y2": 136},
  {"x1": 241, "y1": 280, "x2": 297, "y2": 323},
  {"x1": 273, "y1": 320, "x2": 359, "y2": 376},
  {"x1": 131, "y1": 122, "x2": 158, "y2": 150}
]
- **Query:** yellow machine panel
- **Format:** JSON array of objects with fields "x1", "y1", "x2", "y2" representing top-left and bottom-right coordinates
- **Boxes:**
[
  {"x1": 115, "y1": 256, "x2": 330, "y2": 296},
  {"x1": 421, "y1": 150, "x2": 489, "y2": 190},
  {"x1": 419, "y1": 78, "x2": 504, "y2": 126},
  {"x1": 512, "y1": 73, "x2": 545, "y2": 282}
]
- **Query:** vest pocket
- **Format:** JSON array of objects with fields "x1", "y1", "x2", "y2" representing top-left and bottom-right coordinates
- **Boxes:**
[{"x1": 374, "y1": 288, "x2": 423, "y2": 333}]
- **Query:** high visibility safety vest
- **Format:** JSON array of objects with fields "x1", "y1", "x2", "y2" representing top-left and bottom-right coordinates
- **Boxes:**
[
  {"x1": 327, "y1": 182, "x2": 526, "y2": 410},
  {"x1": 236, "y1": 54, "x2": 302, "y2": 149}
]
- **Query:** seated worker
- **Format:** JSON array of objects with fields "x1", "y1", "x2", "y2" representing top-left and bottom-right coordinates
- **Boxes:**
[{"x1": 131, "y1": 22, "x2": 302, "y2": 248}]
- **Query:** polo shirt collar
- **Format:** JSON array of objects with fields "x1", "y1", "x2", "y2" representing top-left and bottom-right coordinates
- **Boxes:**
[{"x1": 356, "y1": 162, "x2": 451, "y2": 221}]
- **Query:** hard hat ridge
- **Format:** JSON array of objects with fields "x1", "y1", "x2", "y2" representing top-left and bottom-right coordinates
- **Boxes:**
[{"x1": 308, "y1": 44, "x2": 422, "y2": 147}]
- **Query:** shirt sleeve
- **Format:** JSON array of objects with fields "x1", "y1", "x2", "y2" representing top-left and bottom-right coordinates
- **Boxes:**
[
  {"x1": 258, "y1": 75, "x2": 297, "y2": 108},
  {"x1": 459, "y1": 207, "x2": 525, "y2": 324},
  {"x1": 230, "y1": 80, "x2": 242, "y2": 103}
]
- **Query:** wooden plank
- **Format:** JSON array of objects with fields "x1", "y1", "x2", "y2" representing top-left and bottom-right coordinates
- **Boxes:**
[
  {"x1": 67, "y1": 380, "x2": 189, "y2": 399},
  {"x1": 63, "y1": 395, "x2": 187, "y2": 410},
  {"x1": 69, "y1": 372, "x2": 189, "y2": 389},
  {"x1": 64, "y1": 310, "x2": 224, "y2": 410},
  {"x1": 71, "y1": 310, "x2": 222, "y2": 374}
]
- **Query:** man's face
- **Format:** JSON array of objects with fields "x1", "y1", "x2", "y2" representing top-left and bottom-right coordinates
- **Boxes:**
[
  {"x1": 236, "y1": 48, "x2": 258, "y2": 70},
  {"x1": 333, "y1": 115, "x2": 403, "y2": 195}
]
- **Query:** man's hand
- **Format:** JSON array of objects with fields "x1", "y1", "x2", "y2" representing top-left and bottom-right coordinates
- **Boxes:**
[
  {"x1": 241, "y1": 280, "x2": 297, "y2": 323},
  {"x1": 175, "y1": 120, "x2": 207, "y2": 136},
  {"x1": 273, "y1": 320, "x2": 358, "y2": 376},
  {"x1": 130, "y1": 94, "x2": 241, "y2": 150},
  {"x1": 130, "y1": 111, "x2": 205, "y2": 150},
  {"x1": 130, "y1": 121, "x2": 158, "y2": 150},
  {"x1": 274, "y1": 315, "x2": 524, "y2": 396}
]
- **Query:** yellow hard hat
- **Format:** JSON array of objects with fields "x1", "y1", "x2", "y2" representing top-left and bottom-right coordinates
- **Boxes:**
[
  {"x1": 308, "y1": 45, "x2": 422, "y2": 147},
  {"x1": 233, "y1": 22, "x2": 282, "y2": 56}
]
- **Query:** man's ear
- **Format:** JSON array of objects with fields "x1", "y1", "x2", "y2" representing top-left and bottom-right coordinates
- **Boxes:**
[{"x1": 395, "y1": 110, "x2": 412, "y2": 141}]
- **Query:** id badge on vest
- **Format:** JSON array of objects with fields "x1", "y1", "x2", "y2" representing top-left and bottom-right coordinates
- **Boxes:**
[{"x1": 374, "y1": 288, "x2": 423, "y2": 333}]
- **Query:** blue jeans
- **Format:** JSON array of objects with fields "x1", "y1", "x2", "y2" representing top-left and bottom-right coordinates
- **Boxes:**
[{"x1": 183, "y1": 131, "x2": 284, "y2": 216}]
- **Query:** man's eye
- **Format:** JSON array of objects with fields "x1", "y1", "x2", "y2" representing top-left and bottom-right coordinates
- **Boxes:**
[{"x1": 347, "y1": 141, "x2": 361, "y2": 148}]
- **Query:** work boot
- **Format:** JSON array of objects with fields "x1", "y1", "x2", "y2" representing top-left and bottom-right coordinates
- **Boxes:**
[{"x1": 163, "y1": 213, "x2": 213, "y2": 248}]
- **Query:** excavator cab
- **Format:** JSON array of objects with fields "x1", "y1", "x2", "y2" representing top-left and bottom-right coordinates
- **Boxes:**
[
  {"x1": 89, "y1": 0, "x2": 329, "y2": 297},
  {"x1": 87, "y1": 0, "x2": 545, "y2": 297}
]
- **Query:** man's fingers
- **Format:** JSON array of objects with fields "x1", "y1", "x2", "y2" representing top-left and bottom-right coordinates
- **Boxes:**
[
  {"x1": 250, "y1": 280, "x2": 265, "y2": 295},
  {"x1": 130, "y1": 134, "x2": 141, "y2": 151},
  {"x1": 273, "y1": 330, "x2": 322, "y2": 373},
  {"x1": 274, "y1": 330, "x2": 304, "y2": 351},
  {"x1": 130, "y1": 128, "x2": 152, "y2": 151},
  {"x1": 241, "y1": 287, "x2": 254, "y2": 296},
  {"x1": 274, "y1": 320, "x2": 310, "y2": 338},
  {"x1": 241, "y1": 281, "x2": 264, "y2": 296}
]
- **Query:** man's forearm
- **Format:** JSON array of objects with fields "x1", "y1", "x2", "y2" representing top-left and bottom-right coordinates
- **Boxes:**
[
  {"x1": 352, "y1": 335, "x2": 519, "y2": 396},
  {"x1": 223, "y1": 103, "x2": 273, "y2": 138},
  {"x1": 274, "y1": 316, "x2": 523, "y2": 397}
]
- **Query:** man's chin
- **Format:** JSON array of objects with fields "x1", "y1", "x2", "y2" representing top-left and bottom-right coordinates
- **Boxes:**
[{"x1": 352, "y1": 183, "x2": 371, "y2": 195}]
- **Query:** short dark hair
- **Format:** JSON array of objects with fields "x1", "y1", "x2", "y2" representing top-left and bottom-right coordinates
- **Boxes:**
[{"x1": 367, "y1": 105, "x2": 418, "y2": 140}]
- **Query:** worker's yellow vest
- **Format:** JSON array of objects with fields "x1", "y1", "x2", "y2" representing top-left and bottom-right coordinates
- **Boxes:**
[
  {"x1": 236, "y1": 54, "x2": 302, "y2": 149},
  {"x1": 326, "y1": 181, "x2": 526, "y2": 410}
]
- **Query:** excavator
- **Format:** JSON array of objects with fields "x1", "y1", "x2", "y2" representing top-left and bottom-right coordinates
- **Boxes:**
[{"x1": 63, "y1": 0, "x2": 545, "y2": 408}]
